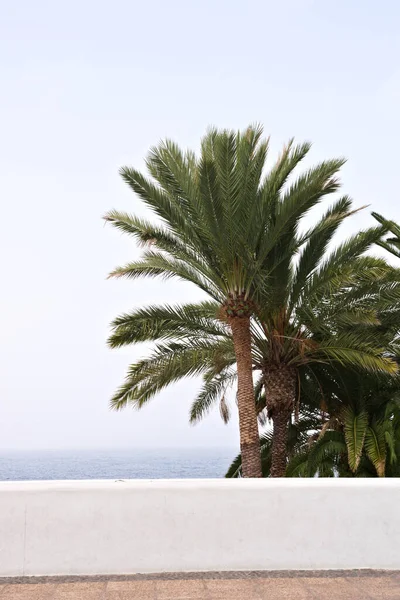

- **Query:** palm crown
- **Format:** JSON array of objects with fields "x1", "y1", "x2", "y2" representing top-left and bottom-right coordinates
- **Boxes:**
[{"x1": 107, "y1": 126, "x2": 343, "y2": 306}]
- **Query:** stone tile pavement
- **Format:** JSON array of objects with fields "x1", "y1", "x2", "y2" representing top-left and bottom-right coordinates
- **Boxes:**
[{"x1": 0, "y1": 571, "x2": 398, "y2": 599}]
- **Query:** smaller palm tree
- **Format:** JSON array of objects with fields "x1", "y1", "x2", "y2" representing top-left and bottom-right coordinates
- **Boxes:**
[
  {"x1": 287, "y1": 370, "x2": 400, "y2": 478},
  {"x1": 227, "y1": 368, "x2": 400, "y2": 478}
]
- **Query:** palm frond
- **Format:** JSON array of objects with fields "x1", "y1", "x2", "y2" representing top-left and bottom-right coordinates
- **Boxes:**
[
  {"x1": 364, "y1": 420, "x2": 387, "y2": 477},
  {"x1": 108, "y1": 302, "x2": 226, "y2": 348},
  {"x1": 189, "y1": 369, "x2": 236, "y2": 424},
  {"x1": 304, "y1": 228, "x2": 387, "y2": 300},
  {"x1": 290, "y1": 196, "x2": 354, "y2": 307},
  {"x1": 225, "y1": 430, "x2": 274, "y2": 478},
  {"x1": 307, "y1": 430, "x2": 347, "y2": 476},
  {"x1": 108, "y1": 250, "x2": 222, "y2": 299},
  {"x1": 110, "y1": 339, "x2": 234, "y2": 411},
  {"x1": 343, "y1": 407, "x2": 368, "y2": 472}
]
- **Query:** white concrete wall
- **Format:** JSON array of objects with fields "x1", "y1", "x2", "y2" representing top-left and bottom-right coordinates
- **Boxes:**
[{"x1": 0, "y1": 478, "x2": 399, "y2": 577}]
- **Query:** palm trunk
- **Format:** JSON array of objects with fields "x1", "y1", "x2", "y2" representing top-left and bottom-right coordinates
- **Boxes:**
[
  {"x1": 264, "y1": 365, "x2": 297, "y2": 478},
  {"x1": 271, "y1": 409, "x2": 291, "y2": 477},
  {"x1": 229, "y1": 316, "x2": 262, "y2": 478}
]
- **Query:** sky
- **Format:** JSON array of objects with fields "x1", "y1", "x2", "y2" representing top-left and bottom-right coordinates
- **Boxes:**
[{"x1": 1, "y1": 0, "x2": 400, "y2": 451}]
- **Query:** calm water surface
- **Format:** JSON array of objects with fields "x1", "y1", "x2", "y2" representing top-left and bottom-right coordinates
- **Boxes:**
[{"x1": 0, "y1": 448, "x2": 236, "y2": 481}]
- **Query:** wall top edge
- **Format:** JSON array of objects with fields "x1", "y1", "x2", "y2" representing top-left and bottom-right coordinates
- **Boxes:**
[{"x1": 0, "y1": 478, "x2": 399, "y2": 492}]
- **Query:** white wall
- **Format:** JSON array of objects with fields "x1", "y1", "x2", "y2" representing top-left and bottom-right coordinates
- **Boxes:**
[{"x1": 0, "y1": 479, "x2": 399, "y2": 577}]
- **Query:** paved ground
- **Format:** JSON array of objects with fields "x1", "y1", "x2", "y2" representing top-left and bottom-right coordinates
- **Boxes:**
[{"x1": 0, "y1": 571, "x2": 399, "y2": 599}]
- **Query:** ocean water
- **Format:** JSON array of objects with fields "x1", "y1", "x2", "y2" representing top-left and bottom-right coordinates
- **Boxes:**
[{"x1": 0, "y1": 448, "x2": 237, "y2": 481}]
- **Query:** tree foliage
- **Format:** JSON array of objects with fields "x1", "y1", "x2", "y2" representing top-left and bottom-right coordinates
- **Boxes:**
[{"x1": 105, "y1": 126, "x2": 400, "y2": 477}]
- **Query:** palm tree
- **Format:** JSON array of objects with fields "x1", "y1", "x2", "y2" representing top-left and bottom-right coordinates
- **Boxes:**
[
  {"x1": 227, "y1": 368, "x2": 400, "y2": 478},
  {"x1": 252, "y1": 239, "x2": 400, "y2": 475},
  {"x1": 108, "y1": 251, "x2": 400, "y2": 476},
  {"x1": 285, "y1": 369, "x2": 400, "y2": 478},
  {"x1": 106, "y1": 125, "x2": 348, "y2": 477}
]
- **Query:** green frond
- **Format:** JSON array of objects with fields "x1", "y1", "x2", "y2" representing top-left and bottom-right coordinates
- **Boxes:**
[
  {"x1": 290, "y1": 196, "x2": 354, "y2": 307},
  {"x1": 285, "y1": 451, "x2": 310, "y2": 477},
  {"x1": 332, "y1": 310, "x2": 381, "y2": 328},
  {"x1": 146, "y1": 139, "x2": 200, "y2": 216},
  {"x1": 110, "y1": 339, "x2": 234, "y2": 411},
  {"x1": 385, "y1": 429, "x2": 397, "y2": 465},
  {"x1": 307, "y1": 430, "x2": 347, "y2": 476},
  {"x1": 371, "y1": 212, "x2": 390, "y2": 228},
  {"x1": 119, "y1": 167, "x2": 193, "y2": 238},
  {"x1": 103, "y1": 210, "x2": 181, "y2": 250},
  {"x1": 108, "y1": 250, "x2": 222, "y2": 299},
  {"x1": 189, "y1": 369, "x2": 236, "y2": 424},
  {"x1": 376, "y1": 240, "x2": 400, "y2": 260},
  {"x1": 259, "y1": 139, "x2": 312, "y2": 211},
  {"x1": 343, "y1": 407, "x2": 368, "y2": 472},
  {"x1": 304, "y1": 227, "x2": 387, "y2": 300},
  {"x1": 371, "y1": 211, "x2": 400, "y2": 258},
  {"x1": 103, "y1": 210, "x2": 218, "y2": 273},
  {"x1": 364, "y1": 421, "x2": 387, "y2": 477},
  {"x1": 257, "y1": 158, "x2": 346, "y2": 270},
  {"x1": 372, "y1": 212, "x2": 400, "y2": 237},
  {"x1": 108, "y1": 301, "x2": 227, "y2": 348},
  {"x1": 224, "y1": 452, "x2": 243, "y2": 478},
  {"x1": 225, "y1": 430, "x2": 273, "y2": 478},
  {"x1": 300, "y1": 345, "x2": 397, "y2": 375}
]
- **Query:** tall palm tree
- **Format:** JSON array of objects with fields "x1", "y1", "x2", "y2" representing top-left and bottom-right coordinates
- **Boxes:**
[{"x1": 106, "y1": 125, "x2": 348, "y2": 477}]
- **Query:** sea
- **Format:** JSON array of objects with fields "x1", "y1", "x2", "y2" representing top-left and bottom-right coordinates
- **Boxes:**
[{"x1": 0, "y1": 447, "x2": 237, "y2": 481}]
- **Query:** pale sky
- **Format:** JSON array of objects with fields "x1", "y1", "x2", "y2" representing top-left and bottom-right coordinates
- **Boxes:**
[{"x1": 1, "y1": 0, "x2": 400, "y2": 450}]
